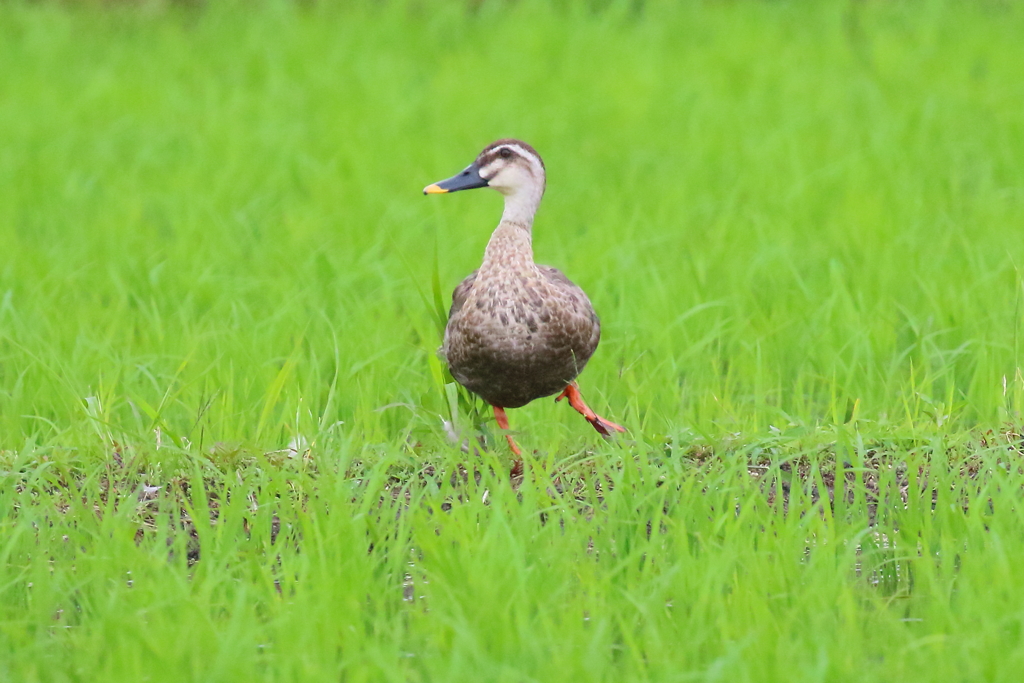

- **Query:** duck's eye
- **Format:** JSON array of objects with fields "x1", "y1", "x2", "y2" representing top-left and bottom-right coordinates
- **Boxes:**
[{"x1": 499, "y1": 148, "x2": 512, "y2": 159}]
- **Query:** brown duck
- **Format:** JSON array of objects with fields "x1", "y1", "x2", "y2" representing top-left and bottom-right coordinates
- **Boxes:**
[{"x1": 424, "y1": 139, "x2": 625, "y2": 475}]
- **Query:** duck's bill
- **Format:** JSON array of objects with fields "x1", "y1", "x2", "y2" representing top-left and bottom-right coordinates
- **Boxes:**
[{"x1": 423, "y1": 163, "x2": 488, "y2": 194}]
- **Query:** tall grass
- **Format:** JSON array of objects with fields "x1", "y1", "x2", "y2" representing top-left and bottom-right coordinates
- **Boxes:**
[
  {"x1": 1, "y1": 1, "x2": 1024, "y2": 680},
  {"x1": 2, "y1": 0, "x2": 1022, "y2": 456}
]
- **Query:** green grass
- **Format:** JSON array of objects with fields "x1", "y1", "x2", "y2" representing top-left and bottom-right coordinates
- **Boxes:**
[{"x1": 2, "y1": 0, "x2": 1024, "y2": 680}]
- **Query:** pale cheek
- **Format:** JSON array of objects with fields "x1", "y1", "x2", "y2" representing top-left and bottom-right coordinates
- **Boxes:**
[
  {"x1": 479, "y1": 162, "x2": 501, "y2": 181},
  {"x1": 489, "y1": 167, "x2": 531, "y2": 192}
]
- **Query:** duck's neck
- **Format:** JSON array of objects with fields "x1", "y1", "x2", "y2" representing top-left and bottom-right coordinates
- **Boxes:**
[
  {"x1": 480, "y1": 188, "x2": 541, "y2": 270},
  {"x1": 498, "y1": 184, "x2": 543, "y2": 226},
  {"x1": 481, "y1": 221, "x2": 533, "y2": 271}
]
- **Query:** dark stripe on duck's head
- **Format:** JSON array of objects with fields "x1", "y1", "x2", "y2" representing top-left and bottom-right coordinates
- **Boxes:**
[{"x1": 477, "y1": 139, "x2": 546, "y2": 170}]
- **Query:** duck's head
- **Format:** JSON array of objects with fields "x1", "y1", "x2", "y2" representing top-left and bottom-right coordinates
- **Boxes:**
[{"x1": 423, "y1": 139, "x2": 546, "y2": 199}]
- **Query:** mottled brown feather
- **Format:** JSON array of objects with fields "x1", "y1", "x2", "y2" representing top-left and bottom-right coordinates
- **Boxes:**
[
  {"x1": 444, "y1": 261, "x2": 601, "y2": 408},
  {"x1": 449, "y1": 269, "x2": 478, "y2": 320}
]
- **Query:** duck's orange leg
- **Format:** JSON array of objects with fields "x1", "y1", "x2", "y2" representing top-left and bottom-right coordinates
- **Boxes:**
[
  {"x1": 493, "y1": 406, "x2": 523, "y2": 478},
  {"x1": 555, "y1": 382, "x2": 626, "y2": 438}
]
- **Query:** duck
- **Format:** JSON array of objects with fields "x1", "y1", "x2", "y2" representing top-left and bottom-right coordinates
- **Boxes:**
[{"x1": 423, "y1": 139, "x2": 625, "y2": 476}]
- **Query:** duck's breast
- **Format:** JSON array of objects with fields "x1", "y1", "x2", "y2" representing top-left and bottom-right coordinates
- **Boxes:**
[{"x1": 443, "y1": 266, "x2": 600, "y2": 407}]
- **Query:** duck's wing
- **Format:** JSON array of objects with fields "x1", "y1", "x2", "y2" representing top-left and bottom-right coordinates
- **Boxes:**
[
  {"x1": 538, "y1": 265, "x2": 577, "y2": 290},
  {"x1": 538, "y1": 264, "x2": 601, "y2": 358},
  {"x1": 449, "y1": 269, "x2": 479, "y2": 320}
]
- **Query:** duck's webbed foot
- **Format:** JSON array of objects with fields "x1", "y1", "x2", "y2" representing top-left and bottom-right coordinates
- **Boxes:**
[{"x1": 555, "y1": 382, "x2": 626, "y2": 438}]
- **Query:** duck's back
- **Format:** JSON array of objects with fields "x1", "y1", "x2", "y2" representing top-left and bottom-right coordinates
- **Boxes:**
[{"x1": 443, "y1": 265, "x2": 600, "y2": 409}]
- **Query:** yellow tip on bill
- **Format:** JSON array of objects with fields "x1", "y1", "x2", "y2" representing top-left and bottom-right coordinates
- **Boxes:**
[{"x1": 423, "y1": 184, "x2": 448, "y2": 195}]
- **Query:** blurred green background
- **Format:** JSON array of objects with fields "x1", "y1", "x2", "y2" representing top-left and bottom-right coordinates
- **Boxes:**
[{"x1": 2, "y1": 0, "x2": 1023, "y2": 457}]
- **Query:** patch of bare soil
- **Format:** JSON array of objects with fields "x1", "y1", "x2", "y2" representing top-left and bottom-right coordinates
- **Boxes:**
[{"x1": 7, "y1": 426, "x2": 1024, "y2": 567}]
